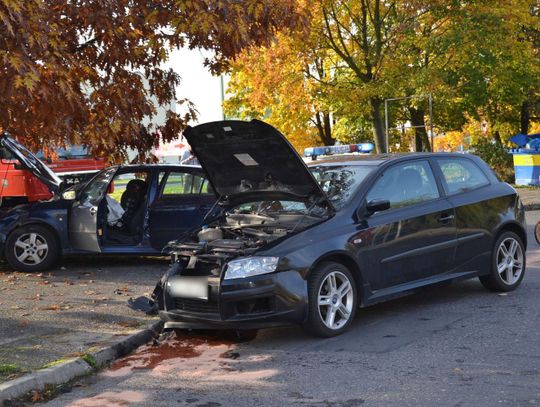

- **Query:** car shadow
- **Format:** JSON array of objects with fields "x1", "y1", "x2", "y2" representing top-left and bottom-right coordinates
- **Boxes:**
[{"x1": 248, "y1": 279, "x2": 491, "y2": 353}]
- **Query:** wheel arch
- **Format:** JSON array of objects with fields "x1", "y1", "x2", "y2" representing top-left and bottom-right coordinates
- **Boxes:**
[
  {"x1": 308, "y1": 251, "x2": 367, "y2": 306},
  {"x1": 495, "y1": 221, "x2": 527, "y2": 249}
]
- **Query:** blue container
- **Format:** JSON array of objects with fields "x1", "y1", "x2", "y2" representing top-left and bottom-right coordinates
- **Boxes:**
[{"x1": 512, "y1": 151, "x2": 540, "y2": 185}]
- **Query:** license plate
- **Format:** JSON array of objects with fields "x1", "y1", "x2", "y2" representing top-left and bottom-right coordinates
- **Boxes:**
[{"x1": 168, "y1": 277, "x2": 208, "y2": 300}]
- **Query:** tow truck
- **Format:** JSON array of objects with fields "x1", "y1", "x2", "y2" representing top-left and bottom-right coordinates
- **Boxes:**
[{"x1": 0, "y1": 142, "x2": 105, "y2": 207}]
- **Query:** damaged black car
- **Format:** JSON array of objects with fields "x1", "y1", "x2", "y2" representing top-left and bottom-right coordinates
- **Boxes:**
[{"x1": 153, "y1": 119, "x2": 526, "y2": 337}]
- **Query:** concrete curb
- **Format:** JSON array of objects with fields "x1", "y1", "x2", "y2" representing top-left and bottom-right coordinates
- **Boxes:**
[{"x1": 0, "y1": 320, "x2": 163, "y2": 405}]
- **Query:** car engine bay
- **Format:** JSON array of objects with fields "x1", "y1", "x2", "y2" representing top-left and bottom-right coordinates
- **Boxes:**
[{"x1": 165, "y1": 206, "x2": 325, "y2": 277}]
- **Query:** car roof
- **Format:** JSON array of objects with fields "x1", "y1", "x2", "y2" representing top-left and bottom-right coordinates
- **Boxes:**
[
  {"x1": 112, "y1": 164, "x2": 202, "y2": 171},
  {"x1": 306, "y1": 152, "x2": 476, "y2": 167}
]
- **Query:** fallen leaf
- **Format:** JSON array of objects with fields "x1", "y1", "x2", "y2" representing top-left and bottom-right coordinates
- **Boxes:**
[
  {"x1": 31, "y1": 390, "x2": 43, "y2": 402},
  {"x1": 42, "y1": 305, "x2": 61, "y2": 311},
  {"x1": 118, "y1": 320, "x2": 140, "y2": 328}
]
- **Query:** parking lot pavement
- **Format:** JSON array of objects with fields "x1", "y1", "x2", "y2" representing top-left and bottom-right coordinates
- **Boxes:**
[
  {"x1": 517, "y1": 187, "x2": 540, "y2": 209},
  {"x1": 0, "y1": 256, "x2": 167, "y2": 382},
  {"x1": 32, "y1": 211, "x2": 540, "y2": 407}
]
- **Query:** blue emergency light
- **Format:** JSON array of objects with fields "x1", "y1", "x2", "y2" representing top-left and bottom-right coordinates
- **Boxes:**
[{"x1": 304, "y1": 143, "x2": 374, "y2": 158}]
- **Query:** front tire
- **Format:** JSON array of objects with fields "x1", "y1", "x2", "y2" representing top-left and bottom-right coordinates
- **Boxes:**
[
  {"x1": 5, "y1": 225, "x2": 60, "y2": 272},
  {"x1": 304, "y1": 262, "x2": 357, "y2": 337},
  {"x1": 479, "y1": 231, "x2": 525, "y2": 292}
]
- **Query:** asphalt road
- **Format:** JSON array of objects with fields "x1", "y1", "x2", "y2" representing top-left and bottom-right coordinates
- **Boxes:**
[{"x1": 42, "y1": 212, "x2": 540, "y2": 407}]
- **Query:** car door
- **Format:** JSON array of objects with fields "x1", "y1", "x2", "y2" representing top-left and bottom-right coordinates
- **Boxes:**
[
  {"x1": 148, "y1": 169, "x2": 216, "y2": 250},
  {"x1": 434, "y1": 157, "x2": 495, "y2": 273},
  {"x1": 363, "y1": 159, "x2": 457, "y2": 290},
  {"x1": 69, "y1": 167, "x2": 117, "y2": 252}
]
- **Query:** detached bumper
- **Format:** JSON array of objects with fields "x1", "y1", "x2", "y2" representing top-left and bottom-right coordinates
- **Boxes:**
[{"x1": 160, "y1": 270, "x2": 308, "y2": 330}]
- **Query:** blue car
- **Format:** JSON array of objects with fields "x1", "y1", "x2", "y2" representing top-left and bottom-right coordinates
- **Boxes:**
[{"x1": 0, "y1": 133, "x2": 216, "y2": 272}]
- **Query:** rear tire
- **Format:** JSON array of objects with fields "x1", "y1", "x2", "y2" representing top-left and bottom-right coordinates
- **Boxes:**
[
  {"x1": 5, "y1": 225, "x2": 60, "y2": 272},
  {"x1": 535, "y1": 221, "x2": 540, "y2": 245},
  {"x1": 479, "y1": 231, "x2": 525, "y2": 292},
  {"x1": 304, "y1": 262, "x2": 357, "y2": 338}
]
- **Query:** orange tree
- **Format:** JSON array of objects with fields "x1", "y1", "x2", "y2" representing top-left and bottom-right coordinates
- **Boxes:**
[{"x1": 0, "y1": 0, "x2": 305, "y2": 161}]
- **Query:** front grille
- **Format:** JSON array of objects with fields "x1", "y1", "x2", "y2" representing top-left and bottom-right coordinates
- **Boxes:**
[{"x1": 174, "y1": 298, "x2": 218, "y2": 314}]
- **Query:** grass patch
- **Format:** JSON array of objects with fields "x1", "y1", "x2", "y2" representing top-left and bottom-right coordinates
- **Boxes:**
[
  {"x1": 41, "y1": 358, "x2": 72, "y2": 369},
  {"x1": 81, "y1": 354, "x2": 97, "y2": 369},
  {"x1": 0, "y1": 364, "x2": 20, "y2": 375}
]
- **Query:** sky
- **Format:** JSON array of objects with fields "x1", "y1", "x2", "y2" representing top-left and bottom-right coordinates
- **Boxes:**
[
  {"x1": 154, "y1": 47, "x2": 228, "y2": 160},
  {"x1": 167, "y1": 47, "x2": 226, "y2": 124}
]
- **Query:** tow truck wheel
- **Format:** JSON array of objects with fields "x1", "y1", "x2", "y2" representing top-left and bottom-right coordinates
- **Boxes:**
[{"x1": 5, "y1": 225, "x2": 60, "y2": 272}]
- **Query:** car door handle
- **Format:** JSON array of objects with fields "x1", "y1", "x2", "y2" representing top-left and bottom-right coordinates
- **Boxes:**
[
  {"x1": 90, "y1": 207, "x2": 97, "y2": 216},
  {"x1": 439, "y1": 214, "x2": 454, "y2": 222}
]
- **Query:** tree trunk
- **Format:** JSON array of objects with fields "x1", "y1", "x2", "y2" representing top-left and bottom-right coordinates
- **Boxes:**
[
  {"x1": 314, "y1": 111, "x2": 334, "y2": 145},
  {"x1": 370, "y1": 97, "x2": 386, "y2": 153},
  {"x1": 521, "y1": 100, "x2": 530, "y2": 135},
  {"x1": 409, "y1": 107, "x2": 431, "y2": 152}
]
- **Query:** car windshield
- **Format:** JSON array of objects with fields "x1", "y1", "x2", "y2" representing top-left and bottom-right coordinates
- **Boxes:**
[
  {"x1": 229, "y1": 165, "x2": 374, "y2": 215},
  {"x1": 310, "y1": 165, "x2": 374, "y2": 210},
  {"x1": 231, "y1": 200, "x2": 325, "y2": 217}
]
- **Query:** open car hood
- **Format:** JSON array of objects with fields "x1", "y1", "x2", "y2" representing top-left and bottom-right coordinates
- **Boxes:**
[
  {"x1": 0, "y1": 133, "x2": 62, "y2": 193},
  {"x1": 184, "y1": 120, "x2": 330, "y2": 206}
]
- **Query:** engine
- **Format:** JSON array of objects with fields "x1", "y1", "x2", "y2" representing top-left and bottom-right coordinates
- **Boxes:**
[{"x1": 165, "y1": 208, "x2": 324, "y2": 278}]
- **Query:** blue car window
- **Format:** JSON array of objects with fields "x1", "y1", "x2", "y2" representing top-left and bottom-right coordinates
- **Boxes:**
[
  {"x1": 161, "y1": 172, "x2": 213, "y2": 197},
  {"x1": 79, "y1": 167, "x2": 116, "y2": 204}
]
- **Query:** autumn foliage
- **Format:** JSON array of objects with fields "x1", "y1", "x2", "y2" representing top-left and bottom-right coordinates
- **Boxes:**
[
  {"x1": 226, "y1": 0, "x2": 540, "y2": 154},
  {"x1": 0, "y1": 0, "x2": 305, "y2": 161}
]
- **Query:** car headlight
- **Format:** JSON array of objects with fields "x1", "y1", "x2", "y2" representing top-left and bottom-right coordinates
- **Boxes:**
[{"x1": 224, "y1": 257, "x2": 279, "y2": 280}]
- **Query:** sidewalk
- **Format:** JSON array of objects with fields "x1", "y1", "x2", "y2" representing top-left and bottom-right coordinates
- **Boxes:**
[
  {"x1": 0, "y1": 256, "x2": 166, "y2": 384},
  {"x1": 516, "y1": 186, "x2": 540, "y2": 210}
]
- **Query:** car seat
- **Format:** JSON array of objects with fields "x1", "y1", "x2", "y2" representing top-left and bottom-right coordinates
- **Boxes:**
[{"x1": 118, "y1": 179, "x2": 147, "y2": 234}]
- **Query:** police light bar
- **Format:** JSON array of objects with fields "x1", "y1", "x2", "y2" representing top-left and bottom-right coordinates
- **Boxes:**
[{"x1": 304, "y1": 143, "x2": 374, "y2": 157}]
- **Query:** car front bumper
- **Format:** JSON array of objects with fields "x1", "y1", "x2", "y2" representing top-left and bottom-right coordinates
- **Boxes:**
[{"x1": 160, "y1": 270, "x2": 308, "y2": 330}]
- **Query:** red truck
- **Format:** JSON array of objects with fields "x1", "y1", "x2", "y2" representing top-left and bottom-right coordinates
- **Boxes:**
[{"x1": 0, "y1": 142, "x2": 105, "y2": 207}]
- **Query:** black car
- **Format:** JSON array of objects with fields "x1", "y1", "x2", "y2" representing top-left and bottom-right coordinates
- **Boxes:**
[
  {"x1": 155, "y1": 119, "x2": 527, "y2": 337},
  {"x1": 0, "y1": 134, "x2": 216, "y2": 272}
]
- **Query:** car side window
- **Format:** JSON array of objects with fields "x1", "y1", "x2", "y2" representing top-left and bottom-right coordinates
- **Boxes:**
[
  {"x1": 437, "y1": 158, "x2": 489, "y2": 195},
  {"x1": 367, "y1": 161, "x2": 440, "y2": 210},
  {"x1": 160, "y1": 171, "x2": 213, "y2": 197}
]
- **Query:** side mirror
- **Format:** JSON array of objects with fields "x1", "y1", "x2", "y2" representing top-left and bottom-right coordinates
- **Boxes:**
[
  {"x1": 62, "y1": 190, "x2": 77, "y2": 201},
  {"x1": 366, "y1": 199, "x2": 390, "y2": 215}
]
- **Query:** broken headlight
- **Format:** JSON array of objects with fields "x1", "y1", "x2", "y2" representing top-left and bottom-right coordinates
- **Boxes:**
[{"x1": 224, "y1": 256, "x2": 279, "y2": 280}]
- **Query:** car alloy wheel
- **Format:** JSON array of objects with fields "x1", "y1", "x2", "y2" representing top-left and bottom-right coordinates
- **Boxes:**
[
  {"x1": 305, "y1": 262, "x2": 357, "y2": 337},
  {"x1": 317, "y1": 270, "x2": 354, "y2": 330},
  {"x1": 496, "y1": 237, "x2": 524, "y2": 285},
  {"x1": 480, "y1": 231, "x2": 526, "y2": 292},
  {"x1": 14, "y1": 232, "x2": 49, "y2": 265},
  {"x1": 5, "y1": 225, "x2": 60, "y2": 272}
]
